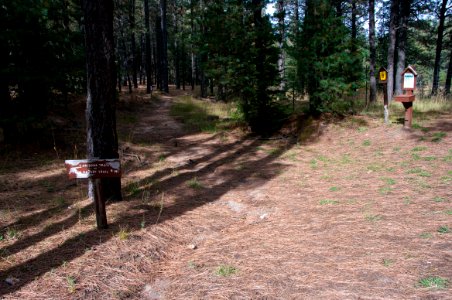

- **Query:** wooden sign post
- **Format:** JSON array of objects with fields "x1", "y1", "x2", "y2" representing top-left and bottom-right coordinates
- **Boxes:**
[
  {"x1": 378, "y1": 67, "x2": 389, "y2": 124},
  {"x1": 65, "y1": 159, "x2": 121, "y2": 229},
  {"x1": 394, "y1": 66, "x2": 417, "y2": 129}
]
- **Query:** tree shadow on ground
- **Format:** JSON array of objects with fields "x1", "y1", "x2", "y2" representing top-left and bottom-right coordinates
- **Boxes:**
[
  {"x1": 0, "y1": 132, "x2": 294, "y2": 296},
  {"x1": 0, "y1": 86, "x2": 328, "y2": 296}
]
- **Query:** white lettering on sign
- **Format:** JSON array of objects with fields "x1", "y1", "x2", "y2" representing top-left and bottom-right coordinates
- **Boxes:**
[
  {"x1": 65, "y1": 159, "x2": 121, "y2": 179},
  {"x1": 403, "y1": 73, "x2": 415, "y2": 89}
]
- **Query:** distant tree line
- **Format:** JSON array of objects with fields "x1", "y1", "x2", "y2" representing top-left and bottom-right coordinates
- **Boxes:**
[{"x1": 1, "y1": 0, "x2": 451, "y2": 142}]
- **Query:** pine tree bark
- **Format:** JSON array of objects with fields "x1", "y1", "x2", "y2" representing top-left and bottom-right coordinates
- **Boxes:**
[
  {"x1": 387, "y1": 0, "x2": 399, "y2": 102},
  {"x1": 155, "y1": 16, "x2": 163, "y2": 90},
  {"x1": 81, "y1": 0, "x2": 122, "y2": 201},
  {"x1": 160, "y1": 0, "x2": 169, "y2": 93},
  {"x1": 369, "y1": 0, "x2": 377, "y2": 103},
  {"x1": 174, "y1": 10, "x2": 181, "y2": 89},
  {"x1": 277, "y1": 0, "x2": 285, "y2": 90},
  {"x1": 395, "y1": 0, "x2": 412, "y2": 95},
  {"x1": 129, "y1": 0, "x2": 138, "y2": 89},
  {"x1": 431, "y1": 0, "x2": 448, "y2": 95},
  {"x1": 144, "y1": 0, "x2": 153, "y2": 93},
  {"x1": 190, "y1": 0, "x2": 196, "y2": 90},
  {"x1": 445, "y1": 33, "x2": 452, "y2": 95}
]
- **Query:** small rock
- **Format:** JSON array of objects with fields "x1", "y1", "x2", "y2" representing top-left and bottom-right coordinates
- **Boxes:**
[
  {"x1": 260, "y1": 213, "x2": 268, "y2": 220},
  {"x1": 188, "y1": 244, "x2": 197, "y2": 250},
  {"x1": 5, "y1": 276, "x2": 19, "y2": 286}
]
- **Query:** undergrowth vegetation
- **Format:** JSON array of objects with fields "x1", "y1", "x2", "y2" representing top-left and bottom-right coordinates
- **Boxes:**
[{"x1": 170, "y1": 96, "x2": 243, "y2": 132}]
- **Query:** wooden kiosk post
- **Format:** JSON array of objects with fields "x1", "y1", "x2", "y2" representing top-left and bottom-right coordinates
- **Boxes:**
[
  {"x1": 378, "y1": 67, "x2": 389, "y2": 123},
  {"x1": 394, "y1": 66, "x2": 417, "y2": 129}
]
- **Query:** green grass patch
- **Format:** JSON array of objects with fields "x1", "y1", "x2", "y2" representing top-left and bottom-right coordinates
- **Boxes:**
[
  {"x1": 431, "y1": 132, "x2": 446, "y2": 143},
  {"x1": 310, "y1": 159, "x2": 318, "y2": 169},
  {"x1": 443, "y1": 150, "x2": 452, "y2": 162},
  {"x1": 419, "y1": 232, "x2": 433, "y2": 239},
  {"x1": 170, "y1": 96, "x2": 240, "y2": 132},
  {"x1": 411, "y1": 153, "x2": 421, "y2": 160},
  {"x1": 319, "y1": 199, "x2": 339, "y2": 205},
  {"x1": 187, "y1": 177, "x2": 203, "y2": 189},
  {"x1": 423, "y1": 156, "x2": 436, "y2": 161},
  {"x1": 382, "y1": 258, "x2": 394, "y2": 267},
  {"x1": 367, "y1": 164, "x2": 383, "y2": 172},
  {"x1": 365, "y1": 214, "x2": 382, "y2": 222},
  {"x1": 126, "y1": 181, "x2": 141, "y2": 197},
  {"x1": 403, "y1": 196, "x2": 412, "y2": 205},
  {"x1": 66, "y1": 276, "x2": 77, "y2": 293},
  {"x1": 117, "y1": 226, "x2": 130, "y2": 240},
  {"x1": 358, "y1": 126, "x2": 368, "y2": 132},
  {"x1": 215, "y1": 265, "x2": 238, "y2": 277},
  {"x1": 381, "y1": 177, "x2": 396, "y2": 185},
  {"x1": 329, "y1": 186, "x2": 341, "y2": 192},
  {"x1": 379, "y1": 186, "x2": 393, "y2": 195},
  {"x1": 433, "y1": 196, "x2": 447, "y2": 203},
  {"x1": 418, "y1": 276, "x2": 448, "y2": 289},
  {"x1": 340, "y1": 154, "x2": 352, "y2": 164},
  {"x1": 406, "y1": 168, "x2": 431, "y2": 177},
  {"x1": 445, "y1": 210, "x2": 452, "y2": 215},
  {"x1": 437, "y1": 226, "x2": 450, "y2": 234},
  {"x1": 362, "y1": 140, "x2": 371, "y2": 146},
  {"x1": 411, "y1": 146, "x2": 428, "y2": 152},
  {"x1": 6, "y1": 227, "x2": 19, "y2": 239}
]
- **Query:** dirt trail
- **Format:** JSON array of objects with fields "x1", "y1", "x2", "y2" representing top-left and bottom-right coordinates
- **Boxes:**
[
  {"x1": 137, "y1": 91, "x2": 452, "y2": 299},
  {"x1": 1, "y1": 87, "x2": 451, "y2": 299}
]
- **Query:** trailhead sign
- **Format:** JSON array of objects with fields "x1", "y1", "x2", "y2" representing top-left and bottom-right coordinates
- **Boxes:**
[
  {"x1": 64, "y1": 158, "x2": 121, "y2": 229},
  {"x1": 65, "y1": 159, "x2": 121, "y2": 179}
]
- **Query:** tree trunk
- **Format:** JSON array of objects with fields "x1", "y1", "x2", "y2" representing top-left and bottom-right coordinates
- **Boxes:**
[
  {"x1": 190, "y1": 0, "x2": 196, "y2": 91},
  {"x1": 431, "y1": 0, "x2": 447, "y2": 95},
  {"x1": 445, "y1": 34, "x2": 452, "y2": 95},
  {"x1": 174, "y1": 10, "x2": 181, "y2": 89},
  {"x1": 351, "y1": 0, "x2": 357, "y2": 50},
  {"x1": 81, "y1": 0, "x2": 122, "y2": 201},
  {"x1": 395, "y1": 0, "x2": 412, "y2": 95},
  {"x1": 160, "y1": 0, "x2": 169, "y2": 93},
  {"x1": 129, "y1": 0, "x2": 138, "y2": 89},
  {"x1": 387, "y1": 0, "x2": 399, "y2": 102},
  {"x1": 155, "y1": 16, "x2": 163, "y2": 90},
  {"x1": 277, "y1": 0, "x2": 285, "y2": 90},
  {"x1": 144, "y1": 0, "x2": 152, "y2": 93},
  {"x1": 368, "y1": 0, "x2": 377, "y2": 103}
]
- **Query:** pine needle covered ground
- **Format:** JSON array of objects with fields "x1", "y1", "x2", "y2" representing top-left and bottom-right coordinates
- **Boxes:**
[{"x1": 1, "y1": 86, "x2": 451, "y2": 299}]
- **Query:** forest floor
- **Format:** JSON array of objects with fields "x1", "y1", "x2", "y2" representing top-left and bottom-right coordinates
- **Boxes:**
[{"x1": 0, "y1": 86, "x2": 451, "y2": 299}]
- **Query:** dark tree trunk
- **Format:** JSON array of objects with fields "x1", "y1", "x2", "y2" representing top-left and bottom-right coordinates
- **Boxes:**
[
  {"x1": 387, "y1": 0, "x2": 399, "y2": 102},
  {"x1": 369, "y1": 0, "x2": 377, "y2": 103},
  {"x1": 139, "y1": 33, "x2": 144, "y2": 85},
  {"x1": 155, "y1": 16, "x2": 163, "y2": 90},
  {"x1": 351, "y1": 0, "x2": 357, "y2": 50},
  {"x1": 81, "y1": 0, "x2": 122, "y2": 201},
  {"x1": 431, "y1": 0, "x2": 447, "y2": 95},
  {"x1": 445, "y1": 33, "x2": 452, "y2": 95},
  {"x1": 395, "y1": 0, "x2": 412, "y2": 95},
  {"x1": 277, "y1": 0, "x2": 285, "y2": 90},
  {"x1": 144, "y1": 0, "x2": 153, "y2": 93},
  {"x1": 190, "y1": 0, "x2": 195, "y2": 91},
  {"x1": 129, "y1": 0, "x2": 138, "y2": 89},
  {"x1": 252, "y1": 0, "x2": 266, "y2": 115},
  {"x1": 181, "y1": 43, "x2": 186, "y2": 90},
  {"x1": 332, "y1": 0, "x2": 343, "y2": 17},
  {"x1": 160, "y1": 0, "x2": 169, "y2": 93},
  {"x1": 174, "y1": 10, "x2": 181, "y2": 89}
]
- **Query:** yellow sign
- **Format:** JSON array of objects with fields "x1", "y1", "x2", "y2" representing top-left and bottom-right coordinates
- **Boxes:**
[{"x1": 379, "y1": 71, "x2": 387, "y2": 81}]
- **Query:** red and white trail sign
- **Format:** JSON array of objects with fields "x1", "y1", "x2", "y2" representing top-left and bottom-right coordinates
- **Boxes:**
[
  {"x1": 65, "y1": 159, "x2": 121, "y2": 179},
  {"x1": 64, "y1": 158, "x2": 121, "y2": 229}
]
